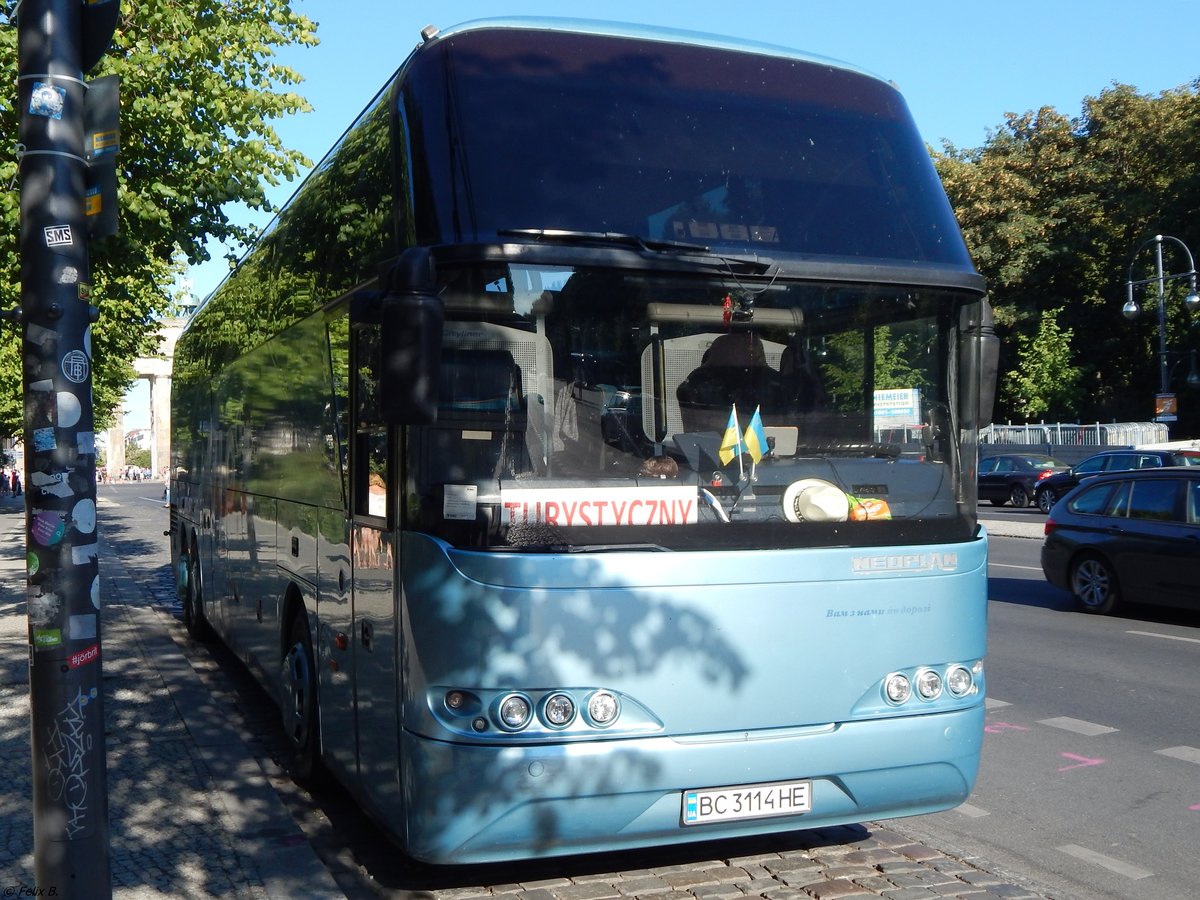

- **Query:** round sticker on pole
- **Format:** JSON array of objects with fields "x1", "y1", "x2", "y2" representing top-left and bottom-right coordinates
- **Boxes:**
[{"x1": 72, "y1": 498, "x2": 97, "y2": 534}]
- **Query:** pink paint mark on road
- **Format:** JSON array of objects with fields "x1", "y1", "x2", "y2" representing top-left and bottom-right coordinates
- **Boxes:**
[
  {"x1": 1189, "y1": 804, "x2": 1200, "y2": 811},
  {"x1": 984, "y1": 721, "x2": 1030, "y2": 734},
  {"x1": 1058, "y1": 752, "x2": 1105, "y2": 772}
]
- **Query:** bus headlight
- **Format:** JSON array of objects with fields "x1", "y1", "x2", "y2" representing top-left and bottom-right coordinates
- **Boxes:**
[
  {"x1": 946, "y1": 665, "x2": 974, "y2": 697},
  {"x1": 915, "y1": 669, "x2": 943, "y2": 700},
  {"x1": 497, "y1": 693, "x2": 532, "y2": 730},
  {"x1": 542, "y1": 692, "x2": 576, "y2": 727},
  {"x1": 586, "y1": 690, "x2": 620, "y2": 726},
  {"x1": 884, "y1": 673, "x2": 911, "y2": 704}
]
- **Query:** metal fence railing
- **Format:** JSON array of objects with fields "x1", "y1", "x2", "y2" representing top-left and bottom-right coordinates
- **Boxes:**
[{"x1": 979, "y1": 422, "x2": 1170, "y2": 447}]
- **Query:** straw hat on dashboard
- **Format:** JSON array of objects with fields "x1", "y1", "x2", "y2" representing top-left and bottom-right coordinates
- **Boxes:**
[{"x1": 782, "y1": 478, "x2": 850, "y2": 523}]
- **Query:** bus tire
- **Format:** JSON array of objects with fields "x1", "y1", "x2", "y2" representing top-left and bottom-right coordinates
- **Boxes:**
[
  {"x1": 281, "y1": 612, "x2": 320, "y2": 781},
  {"x1": 182, "y1": 539, "x2": 214, "y2": 642}
]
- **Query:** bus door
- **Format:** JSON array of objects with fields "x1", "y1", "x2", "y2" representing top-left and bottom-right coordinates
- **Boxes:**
[
  {"x1": 316, "y1": 312, "x2": 359, "y2": 785},
  {"x1": 348, "y1": 318, "x2": 403, "y2": 817}
]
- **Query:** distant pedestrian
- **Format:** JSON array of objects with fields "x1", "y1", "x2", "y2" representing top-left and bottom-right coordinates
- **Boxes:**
[
  {"x1": 12, "y1": 471, "x2": 21, "y2": 496},
  {"x1": 0, "y1": 470, "x2": 9, "y2": 497}
]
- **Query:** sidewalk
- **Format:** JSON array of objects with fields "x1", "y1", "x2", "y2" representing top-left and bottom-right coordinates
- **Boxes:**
[
  {"x1": 978, "y1": 515, "x2": 1046, "y2": 540},
  {"x1": 0, "y1": 493, "x2": 342, "y2": 898}
]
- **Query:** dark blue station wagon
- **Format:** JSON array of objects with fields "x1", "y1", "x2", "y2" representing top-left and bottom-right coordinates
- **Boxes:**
[{"x1": 1041, "y1": 468, "x2": 1200, "y2": 614}]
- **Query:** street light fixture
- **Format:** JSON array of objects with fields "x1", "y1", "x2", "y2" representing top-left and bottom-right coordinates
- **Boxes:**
[{"x1": 1121, "y1": 234, "x2": 1200, "y2": 422}]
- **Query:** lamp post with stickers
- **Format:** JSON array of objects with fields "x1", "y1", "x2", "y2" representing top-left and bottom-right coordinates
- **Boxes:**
[{"x1": 15, "y1": 0, "x2": 120, "y2": 895}]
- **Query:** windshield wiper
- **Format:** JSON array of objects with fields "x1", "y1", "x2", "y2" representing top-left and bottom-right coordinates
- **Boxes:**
[
  {"x1": 498, "y1": 227, "x2": 776, "y2": 274},
  {"x1": 499, "y1": 227, "x2": 709, "y2": 254}
]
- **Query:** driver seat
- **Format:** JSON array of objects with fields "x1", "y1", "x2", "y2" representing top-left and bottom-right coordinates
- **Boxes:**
[{"x1": 676, "y1": 332, "x2": 780, "y2": 432}]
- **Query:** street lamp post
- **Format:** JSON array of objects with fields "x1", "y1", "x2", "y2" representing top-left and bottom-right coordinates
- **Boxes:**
[{"x1": 1121, "y1": 234, "x2": 1200, "y2": 422}]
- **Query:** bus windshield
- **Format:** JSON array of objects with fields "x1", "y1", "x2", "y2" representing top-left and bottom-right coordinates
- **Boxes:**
[
  {"x1": 408, "y1": 261, "x2": 981, "y2": 551},
  {"x1": 403, "y1": 26, "x2": 973, "y2": 270}
]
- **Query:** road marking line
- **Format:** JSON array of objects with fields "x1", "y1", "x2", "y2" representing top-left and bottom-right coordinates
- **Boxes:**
[
  {"x1": 985, "y1": 698, "x2": 1011, "y2": 709},
  {"x1": 954, "y1": 802, "x2": 989, "y2": 818},
  {"x1": 987, "y1": 562, "x2": 1043, "y2": 571},
  {"x1": 1038, "y1": 717, "x2": 1118, "y2": 736},
  {"x1": 1057, "y1": 844, "x2": 1153, "y2": 880},
  {"x1": 1058, "y1": 752, "x2": 1104, "y2": 771},
  {"x1": 1127, "y1": 629, "x2": 1200, "y2": 645},
  {"x1": 1156, "y1": 746, "x2": 1200, "y2": 765}
]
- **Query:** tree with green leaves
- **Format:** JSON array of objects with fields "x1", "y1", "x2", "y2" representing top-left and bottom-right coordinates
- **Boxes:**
[
  {"x1": 1000, "y1": 307, "x2": 1083, "y2": 420},
  {"x1": 0, "y1": 1, "x2": 317, "y2": 436},
  {"x1": 934, "y1": 80, "x2": 1200, "y2": 435}
]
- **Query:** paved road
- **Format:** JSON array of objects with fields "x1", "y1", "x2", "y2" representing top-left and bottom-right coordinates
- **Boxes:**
[
  {"x1": 2, "y1": 486, "x2": 1063, "y2": 899},
  {"x1": 916, "y1": 524, "x2": 1200, "y2": 900}
]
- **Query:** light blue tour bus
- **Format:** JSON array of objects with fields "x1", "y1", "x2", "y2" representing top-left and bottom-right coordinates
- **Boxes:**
[{"x1": 170, "y1": 17, "x2": 996, "y2": 864}]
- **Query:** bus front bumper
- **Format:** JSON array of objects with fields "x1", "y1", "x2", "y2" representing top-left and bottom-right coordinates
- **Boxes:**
[{"x1": 399, "y1": 703, "x2": 984, "y2": 864}]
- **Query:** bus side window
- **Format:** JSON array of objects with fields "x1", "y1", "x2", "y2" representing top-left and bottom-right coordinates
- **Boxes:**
[
  {"x1": 352, "y1": 322, "x2": 391, "y2": 523},
  {"x1": 327, "y1": 315, "x2": 352, "y2": 509}
]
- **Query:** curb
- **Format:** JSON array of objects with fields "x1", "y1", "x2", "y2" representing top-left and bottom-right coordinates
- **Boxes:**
[{"x1": 980, "y1": 517, "x2": 1046, "y2": 540}]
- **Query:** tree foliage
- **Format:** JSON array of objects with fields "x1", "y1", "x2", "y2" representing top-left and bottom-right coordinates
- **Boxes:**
[
  {"x1": 0, "y1": 1, "x2": 317, "y2": 437},
  {"x1": 934, "y1": 81, "x2": 1200, "y2": 435},
  {"x1": 1001, "y1": 307, "x2": 1082, "y2": 419}
]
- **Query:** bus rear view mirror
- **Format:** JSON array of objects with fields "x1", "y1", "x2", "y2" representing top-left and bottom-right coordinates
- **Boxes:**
[
  {"x1": 381, "y1": 247, "x2": 444, "y2": 424},
  {"x1": 976, "y1": 299, "x2": 998, "y2": 427},
  {"x1": 959, "y1": 297, "x2": 998, "y2": 430}
]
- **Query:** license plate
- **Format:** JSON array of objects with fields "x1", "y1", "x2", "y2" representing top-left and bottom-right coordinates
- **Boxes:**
[{"x1": 682, "y1": 778, "x2": 812, "y2": 825}]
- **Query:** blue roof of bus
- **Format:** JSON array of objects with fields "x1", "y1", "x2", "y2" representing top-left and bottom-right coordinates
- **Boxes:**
[
  {"x1": 430, "y1": 17, "x2": 890, "y2": 87},
  {"x1": 186, "y1": 18, "x2": 902, "y2": 318}
]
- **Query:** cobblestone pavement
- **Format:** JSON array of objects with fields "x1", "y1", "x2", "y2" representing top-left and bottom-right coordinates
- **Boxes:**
[
  {"x1": 1, "y1": 492, "x2": 338, "y2": 898},
  {"x1": 1, "y1": 491, "x2": 1065, "y2": 899},
  {"x1": 392, "y1": 827, "x2": 1063, "y2": 900}
]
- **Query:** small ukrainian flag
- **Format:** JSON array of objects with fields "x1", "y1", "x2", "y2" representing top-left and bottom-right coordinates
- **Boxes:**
[
  {"x1": 743, "y1": 405, "x2": 768, "y2": 464},
  {"x1": 718, "y1": 404, "x2": 743, "y2": 465}
]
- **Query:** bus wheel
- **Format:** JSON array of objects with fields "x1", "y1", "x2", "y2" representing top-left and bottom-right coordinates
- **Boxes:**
[
  {"x1": 182, "y1": 542, "x2": 214, "y2": 642},
  {"x1": 281, "y1": 613, "x2": 320, "y2": 781}
]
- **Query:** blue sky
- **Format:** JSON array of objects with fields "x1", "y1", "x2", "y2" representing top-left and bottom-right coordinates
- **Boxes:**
[
  {"x1": 130, "y1": 1, "x2": 1200, "y2": 427},
  {"x1": 185, "y1": 0, "x2": 1200, "y2": 299}
]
